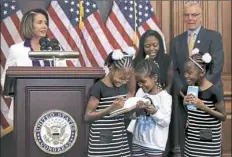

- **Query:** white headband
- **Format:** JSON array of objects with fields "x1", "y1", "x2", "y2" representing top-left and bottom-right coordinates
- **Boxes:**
[{"x1": 188, "y1": 57, "x2": 204, "y2": 71}]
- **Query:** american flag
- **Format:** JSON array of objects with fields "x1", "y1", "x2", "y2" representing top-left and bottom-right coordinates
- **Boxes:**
[
  {"x1": 0, "y1": 0, "x2": 23, "y2": 136},
  {"x1": 47, "y1": 0, "x2": 114, "y2": 67},
  {"x1": 106, "y1": 0, "x2": 166, "y2": 52}
]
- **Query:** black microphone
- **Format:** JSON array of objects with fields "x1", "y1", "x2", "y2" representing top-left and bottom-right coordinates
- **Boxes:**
[
  {"x1": 39, "y1": 37, "x2": 51, "y2": 50},
  {"x1": 50, "y1": 39, "x2": 62, "y2": 50}
]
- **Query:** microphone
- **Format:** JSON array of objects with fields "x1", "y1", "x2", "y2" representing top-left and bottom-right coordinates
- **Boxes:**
[
  {"x1": 50, "y1": 39, "x2": 62, "y2": 51},
  {"x1": 39, "y1": 37, "x2": 51, "y2": 51}
]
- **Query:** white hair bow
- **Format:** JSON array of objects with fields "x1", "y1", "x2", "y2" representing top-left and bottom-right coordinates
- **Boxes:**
[
  {"x1": 190, "y1": 48, "x2": 212, "y2": 63},
  {"x1": 112, "y1": 46, "x2": 136, "y2": 60}
]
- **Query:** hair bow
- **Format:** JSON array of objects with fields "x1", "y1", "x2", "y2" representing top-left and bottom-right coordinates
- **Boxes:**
[
  {"x1": 190, "y1": 48, "x2": 212, "y2": 63},
  {"x1": 202, "y1": 53, "x2": 212, "y2": 63},
  {"x1": 112, "y1": 47, "x2": 136, "y2": 60},
  {"x1": 191, "y1": 48, "x2": 200, "y2": 55}
]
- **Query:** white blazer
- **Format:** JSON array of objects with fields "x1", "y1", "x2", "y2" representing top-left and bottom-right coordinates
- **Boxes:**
[
  {"x1": 1, "y1": 41, "x2": 32, "y2": 121},
  {"x1": 1, "y1": 41, "x2": 32, "y2": 89},
  {"x1": 1, "y1": 41, "x2": 67, "y2": 120},
  {"x1": 1, "y1": 41, "x2": 69, "y2": 88}
]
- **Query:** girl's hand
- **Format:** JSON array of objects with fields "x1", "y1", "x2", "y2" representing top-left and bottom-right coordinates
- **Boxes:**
[
  {"x1": 183, "y1": 94, "x2": 192, "y2": 106},
  {"x1": 188, "y1": 94, "x2": 205, "y2": 110},
  {"x1": 109, "y1": 97, "x2": 124, "y2": 112},
  {"x1": 136, "y1": 100, "x2": 147, "y2": 109},
  {"x1": 4, "y1": 95, "x2": 11, "y2": 99},
  {"x1": 135, "y1": 100, "x2": 147, "y2": 116},
  {"x1": 136, "y1": 101, "x2": 157, "y2": 115},
  {"x1": 146, "y1": 104, "x2": 158, "y2": 115}
]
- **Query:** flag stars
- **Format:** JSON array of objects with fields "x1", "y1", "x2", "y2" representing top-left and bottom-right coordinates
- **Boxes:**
[
  {"x1": 11, "y1": 5, "x2": 16, "y2": 10},
  {"x1": 92, "y1": 4, "x2": 96, "y2": 8},
  {"x1": 70, "y1": 1, "x2": 75, "y2": 5},
  {"x1": 129, "y1": 14, "x2": 133, "y2": 19},
  {"x1": 75, "y1": 17, "x2": 79, "y2": 22},
  {"x1": 64, "y1": 0, "x2": 68, "y2": 4},
  {"x1": 115, "y1": 0, "x2": 157, "y2": 28},
  {"x1": 3, "y1": 10, "x2": 7, "y2": 15},
  {"x1": 86, "y1": 8, "x2": 90, "y2": 13},
  {"x1": 4, "y1": 3, "x2": 8, "y2": 7},
  {"x1": 70, "y1": 8, "x2": 74, "y2": 12},
  {"x1": 86, "y1": 1, "x2": 90, "y2": 6}
]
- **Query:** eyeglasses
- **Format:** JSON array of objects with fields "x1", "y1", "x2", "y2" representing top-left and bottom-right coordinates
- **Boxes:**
[{"x1": 184, "y1": 13, "x2": 201, "y2": 18}]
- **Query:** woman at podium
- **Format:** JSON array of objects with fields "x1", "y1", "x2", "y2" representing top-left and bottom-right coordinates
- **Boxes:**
[{"x1": 1, "y1": 8, "x2": 54, "y2": 121}]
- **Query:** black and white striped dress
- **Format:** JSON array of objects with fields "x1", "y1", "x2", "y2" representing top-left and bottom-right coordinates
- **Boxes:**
[
  {"x1": 87, "y1": 81, "x2": 131, "y2": 157},
  {"x1": 184, "y1": 86, "x2": 223, "y2": 157}
]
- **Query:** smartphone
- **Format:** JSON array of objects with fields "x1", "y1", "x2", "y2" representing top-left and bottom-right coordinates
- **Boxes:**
[{"x1": 187, "y1": 86, "x2": 199, "y2": 110}]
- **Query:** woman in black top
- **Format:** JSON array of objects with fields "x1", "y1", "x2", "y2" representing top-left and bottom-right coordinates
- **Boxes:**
[{"x1": 133, "y1": 30, "x2": 173, "y2": 93}]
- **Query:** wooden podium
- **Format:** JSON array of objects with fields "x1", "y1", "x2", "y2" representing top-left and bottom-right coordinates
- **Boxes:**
[{"x1": 4, "y1": 67, "x2": 105, "y2": 157}]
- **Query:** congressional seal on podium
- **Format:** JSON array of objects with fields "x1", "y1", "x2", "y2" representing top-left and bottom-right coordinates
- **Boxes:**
[{"x1": 33, "y1": 109, "x2": 78, "y2": 154}]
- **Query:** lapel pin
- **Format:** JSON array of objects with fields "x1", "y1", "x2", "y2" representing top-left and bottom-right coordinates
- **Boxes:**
[{"x1": 197, "y1": 40, "x2": 200, "y2": 44}]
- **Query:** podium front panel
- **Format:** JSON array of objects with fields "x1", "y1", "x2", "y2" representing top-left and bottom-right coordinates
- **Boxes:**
[{"x1": 14, "y1": 78, "x2": 95, "y2": 157}]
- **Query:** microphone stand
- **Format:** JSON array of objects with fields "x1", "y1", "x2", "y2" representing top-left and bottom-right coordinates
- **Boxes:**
[{"x1": 53, "y1": 56, "x2": 56, "y2": 67}]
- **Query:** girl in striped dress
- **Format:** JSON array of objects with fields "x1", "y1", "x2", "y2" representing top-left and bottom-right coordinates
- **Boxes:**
[
  {"x1": 182, "y1": 51, "x2": 226, "y2": 157},
  {"x1": 85, "y1": 48, "x2": 135, "y2": 157}
]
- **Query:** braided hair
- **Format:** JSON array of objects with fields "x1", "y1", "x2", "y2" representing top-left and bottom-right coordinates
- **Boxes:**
[
  {"x1": 104, "y1": 51, "x2": 134, "y2": 70},
  {"x1": 135, "y1": 59, "x2": 164, "y2": 90}
]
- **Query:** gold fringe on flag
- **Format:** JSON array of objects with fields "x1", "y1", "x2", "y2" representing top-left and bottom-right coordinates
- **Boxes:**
[
  {"x1": 132, "y1": 0, "x2": 137, "y2": 46},
  {"x1": 1, "y1": 126, "x2": 13, "y2": 137},
  {"x1": 79, "y1": 0, "x2": 84, "y2": 30}
]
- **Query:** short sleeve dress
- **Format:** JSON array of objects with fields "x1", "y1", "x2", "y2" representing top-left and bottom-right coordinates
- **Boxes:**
[
  {"x1": 183, "y1": 85, "x2": 224, "y2": 157},
  {"x1": 87, "y1": 81, "x2": 131, "y2": 157}
]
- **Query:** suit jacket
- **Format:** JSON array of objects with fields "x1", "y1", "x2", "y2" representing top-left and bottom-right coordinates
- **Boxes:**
[{"x1": 171, "y1": 26, "x2": 224, "y2": 91}]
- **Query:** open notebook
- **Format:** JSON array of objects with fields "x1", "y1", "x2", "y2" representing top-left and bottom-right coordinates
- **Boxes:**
[{"x1": 109, "y1": 97, "x2": 150, "y2": 117}]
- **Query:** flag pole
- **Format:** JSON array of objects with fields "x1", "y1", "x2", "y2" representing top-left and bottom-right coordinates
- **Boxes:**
[
  {"x1": 79, "y1": 0, "x2": 84, "y2": 30},
  {"x1": 132, "y1": 0, "x2": 137, "y2": 46}
]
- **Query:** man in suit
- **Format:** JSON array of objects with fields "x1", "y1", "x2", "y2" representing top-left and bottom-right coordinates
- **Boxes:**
[{"x1": 170, "y1": 2, "x2": 224, "y2": 156}]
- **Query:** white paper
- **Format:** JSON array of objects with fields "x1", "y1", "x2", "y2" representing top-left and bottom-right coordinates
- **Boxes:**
[
  {"x1": 109, "y1": 97, "x2": 150, "y2": 116},
  {"x1": 127, "y1": 119, "x2": 136, "y2": 133}
]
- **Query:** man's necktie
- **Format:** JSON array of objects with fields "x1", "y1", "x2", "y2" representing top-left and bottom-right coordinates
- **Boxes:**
[{"x1": 188, "y1": 33, "x2": 195, "y2": 55}]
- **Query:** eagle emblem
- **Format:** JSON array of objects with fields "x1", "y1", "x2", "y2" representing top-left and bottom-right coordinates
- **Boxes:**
[
  {"x1": 43, "y1": 124, "x2": 68, "y2": 145},
  {"x1": 34, "y1": 110, "x2": 78, "y2": 154}
]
